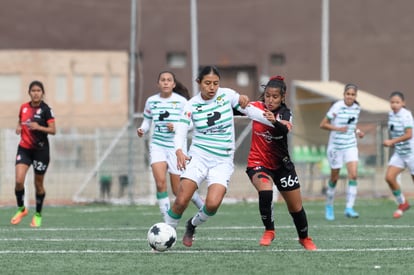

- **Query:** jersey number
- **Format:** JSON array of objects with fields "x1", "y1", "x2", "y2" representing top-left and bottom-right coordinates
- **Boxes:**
[{"x1": 280, "y1": 175, "x2": 298, "y2": 188}]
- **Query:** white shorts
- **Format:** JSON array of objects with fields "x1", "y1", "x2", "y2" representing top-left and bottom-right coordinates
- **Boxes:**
[
  {"x1": 327, "y1": 146, "x2": 359, "y2": 169},
  {"x1": 149, "y1": 143, "x2": 181, "y2": 175},
  {"x1": 181, "y1": 149, "x2": 234, "y2": 189},
  {"x1": 388, "y1": 152, "x2": 414, "y2": 175}
]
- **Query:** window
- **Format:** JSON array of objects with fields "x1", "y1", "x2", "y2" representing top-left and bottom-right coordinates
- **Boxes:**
[
  {"x1": 236, "y1": 71, "x2": 249, "y2": 87},
  {"x1": 270, "y1": 53, "x2": 286, "y2": 66},
  {"x1": 167, "y1": 52, "x2": 187, "y2": 68},
  {"x1": 92, "y1": 75, "x2": 104, "y2": 103},
  {"x1": 55, "y1": 75, "x2": 67, "y2": 103},
  {"x1": 0, "y1": 75, "x2": 21, "y2": 102},
  {"x1": 73, "y1": 75, "x2": 85, "y2": 103},
  {"x1": 109, "y1": 75, "x2": 121, "y2": 102}
]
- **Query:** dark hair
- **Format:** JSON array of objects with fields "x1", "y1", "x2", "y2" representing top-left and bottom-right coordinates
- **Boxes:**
[
  {"x1": 344, "y1": 83, "x2": 358, "y2": 92},
  {"x1": 344, "y1": 83, "x2": 360, "y2": 105},
  {"x1": 157, "y1": 70, "x2": 176, "y2": 82},
  {"x1": 390, "y1": 91, "x2": 405, "y2": 101},
  {"x1": 174, "y1": 80, "x2": 190, "y2": 100},
  {"x1": 196, "y1": 65, "x2": 221, "y2": 83},
  {"x1": 29, "y1": 80, "x2": 45, "y2": 94},
  {"x1": 259, "y1": 75, "x2": 287, "y2": 106}
]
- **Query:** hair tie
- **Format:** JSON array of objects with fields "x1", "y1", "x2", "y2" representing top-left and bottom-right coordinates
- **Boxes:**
[{"x1": 269, "y1": 75, "x2": 284, "y2": 81}]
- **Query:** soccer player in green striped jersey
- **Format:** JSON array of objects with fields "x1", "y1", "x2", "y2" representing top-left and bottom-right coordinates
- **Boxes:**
[
  {"x1": 383, "y1": 91, "x2": 413, "y2": 218},
  {"x1": 164, "y1": 66, "x2": 249, "y2": 247},
  {"x1": 137, "y1": 71, "x2": 204, "y2": 220},
  {"x1": 320, "y1": 84, "x2": 365, "y2": 220}
]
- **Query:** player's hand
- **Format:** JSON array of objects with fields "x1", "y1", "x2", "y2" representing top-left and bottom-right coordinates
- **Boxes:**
[
  {"x1": 137, "y1": 128, "x2": 144, "y2": 137},
  {"x1": 238, "y1": 95, "x2": 249, "y2": 108},
  {"x1": 356, "y1": 129, "x2": 365, "y2": 139},
  {"x1": 166, "y1": 123, "x2": 174, "y2": 132},
  {"x1": 383, "y1": 139, "x2": 394, "y2": 147},
  {"x1": 176, "y1": 149, "x2": 190, "y2": 170},
  {"x1": 28, "y1": 121, "x2": 40, "y2": 130},
  {"x1": 279, "y1": 120, "x2": 293, "y2": 131},
  {"x1": 263, "y1": 109, "x2": 276, "y2": 123},
  {"x1": 16, "y1": 125, "x2": 22, "y2": 135}
]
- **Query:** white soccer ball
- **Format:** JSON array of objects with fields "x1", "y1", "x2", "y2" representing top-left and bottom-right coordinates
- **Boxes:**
[{"x1": 147, "y1": 222, "x2": 177, "y2": 252}]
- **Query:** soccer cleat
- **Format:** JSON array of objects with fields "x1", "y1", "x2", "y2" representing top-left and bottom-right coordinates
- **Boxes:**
[
  {"x1": 182, "y1": 218, "x2": 196, "y2": 247},
  {"x1": 325, "y1": 205, "x2": 335, "y2": 221},
  {"x1": 30, "y1": 212, "x2": 42, "y2": 227},
  {"x1": 10, "y1": 207, "x2": 28, "y2": 225},
  {"x1": 393, "y1": 201, "x2": 410, "y2": 218},
  {"x1": 299, "y1": 237, "x2": 317, "y2": 251},
  {"x1": 344, "y1": 207, "x2": 359, "y2": 218},
  {"x1": 259, "y1": 230, "x2": 275, "y2": 246}
]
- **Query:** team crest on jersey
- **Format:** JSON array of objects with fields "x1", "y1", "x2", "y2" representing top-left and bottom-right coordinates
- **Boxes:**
[
  {"x1": 215, "y1": 95, "x2": 225, "y2": 106},
  {"x1": 36, "y1": 108, "x2": 42, "y2": 115},
  {"x1": 172, "y1": 102, "x2": 179, "y2": 109}
]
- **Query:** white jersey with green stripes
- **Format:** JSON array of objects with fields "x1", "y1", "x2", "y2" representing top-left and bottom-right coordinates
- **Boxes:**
[
  {"x1": 326, "y1": 100, "x2": 361, "y2": 151},
  {"x1": 178, "y1": 87, "x2": 241, "y2": 158},
  {"x1": 388, "y1": 107, "x2": 414, "y2": 157},
  {"x1": 142, "y1": 92, "x2": 187, "y2": 149}
]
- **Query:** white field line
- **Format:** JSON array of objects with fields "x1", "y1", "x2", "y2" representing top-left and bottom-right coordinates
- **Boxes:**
[
  {"x1": 1, "y1": 224, "x2": 414, "y2": 231},
  {"x1": 1, "y1": 237, "x2": 414, "y2": 242},
  {"x1": 0, "y1": 247, "x2": 414, "y2": 254}
]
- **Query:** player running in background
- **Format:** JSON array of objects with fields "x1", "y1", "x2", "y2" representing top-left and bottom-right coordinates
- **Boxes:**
[
  {"x1": 383, "y1": 91, "x2": 414, "y2": 218},
  {"x1": 241, "y1": 75, "x2": 317, "y2": 250},
  {"x1": 11, "y1": 80, "x2": 56, "y2": 227},
  {"x1": 137, "y1": 71, "x2": 204, "y2": 220},
  {"x1": 320, "y1": 83, "x2": 365, "y2": 221},
  {"x1": 164, "y1": 65, "x2": 249, "y2": 247}
]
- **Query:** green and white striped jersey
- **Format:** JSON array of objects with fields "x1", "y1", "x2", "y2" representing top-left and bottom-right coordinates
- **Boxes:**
[
  {"x1": 388, "y1": 107, "x2": 414, "y2": 157},
  {"x1": 141, "y1": 92, "x2": 187, "y2": 149},
  {"x1": 175, "y1": 87, "x2": 241, "y2": 158},
  {"x1": 326, "y1": 100, "x2": 361, "y2": 151}
]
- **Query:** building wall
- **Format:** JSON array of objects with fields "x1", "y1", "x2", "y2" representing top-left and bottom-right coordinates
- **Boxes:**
[
  {"x1": 0, "y1": 0, "x2": 414, "y2": 114},
  {"x1": 0, "y1": 50, "x2": 128, "y2": 128}
]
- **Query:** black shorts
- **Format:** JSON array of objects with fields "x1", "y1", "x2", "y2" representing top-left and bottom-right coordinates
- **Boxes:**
[
  {"x1": 246, "y1": 165, "x2": 301, "y2": 192},
  {"x1": 16, "y1": 145, "x2": 50, "y2": 175}
]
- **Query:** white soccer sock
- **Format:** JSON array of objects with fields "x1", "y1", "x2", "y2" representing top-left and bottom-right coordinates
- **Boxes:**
[
  {"x1": 346, "y1": 185, "x2": 357, "y2": 208},
  {"x1": 192, "y1": 206, "x2": 215, "y2": 227},
  {"x1": 326, "y1": 186, "x2": 336, "y2": 206},
  {"x1": 191, "y1": 192, "x2": 204, "y2": 209},
  {"x1": 164, "y1": 210, "x2": 181, "y2": 229},
  {"x1": 158, "y1": 197, "x2": 170, "y2": 218}
]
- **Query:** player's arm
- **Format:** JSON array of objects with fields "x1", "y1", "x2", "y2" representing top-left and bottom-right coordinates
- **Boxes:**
[
  {"x1": 137, "y1": 117, "x2": 152, "y2": 137},
  {"x1": 16, "y1": 119, "x2": 22, "y2": 135},
  {"x1": 384, "y1": 127, "x2": 412, "y2": 147},
  {"x1": 320, "y1": 116, "x2": 347, "y2": 132},
  {"x1": 28, "y1": 119, "x2": 56, "y2": 135}
]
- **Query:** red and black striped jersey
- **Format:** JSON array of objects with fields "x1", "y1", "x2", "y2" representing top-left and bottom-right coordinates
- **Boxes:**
[{"x1": 247, "y1": 101, "x2": 292, "y2": 170}]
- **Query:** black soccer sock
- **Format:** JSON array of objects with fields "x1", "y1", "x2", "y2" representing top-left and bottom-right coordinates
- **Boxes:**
[
  {"x1": 290, "y1": 207, "x2": 309, "y2": 239},
  {"x1": 258, "y1": 190, "x2": 274, "y2": 230},
  {"x1": 15, "y1": 189, "x2": 25, "y2": 208},
  {"x1": 35, "y1": 193, "x2": 46, "y2": 213}
]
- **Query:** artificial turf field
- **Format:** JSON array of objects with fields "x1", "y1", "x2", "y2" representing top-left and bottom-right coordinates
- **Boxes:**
[{"x1": 0, "y1": 198, "x2": 413, "y2": 275}]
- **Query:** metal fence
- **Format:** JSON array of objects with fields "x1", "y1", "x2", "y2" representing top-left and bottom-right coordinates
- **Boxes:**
[{"x1": 0, "y1": 116, "x2": 410, "y2": 206}]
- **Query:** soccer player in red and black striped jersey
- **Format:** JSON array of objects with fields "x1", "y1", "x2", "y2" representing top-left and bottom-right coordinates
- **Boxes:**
[
  {"x1": 245, "y1": 76, "x2": 317, "y2": 250},
  {"x1": 11, "y1": 80, "x2": 56, "y2": 227}
]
